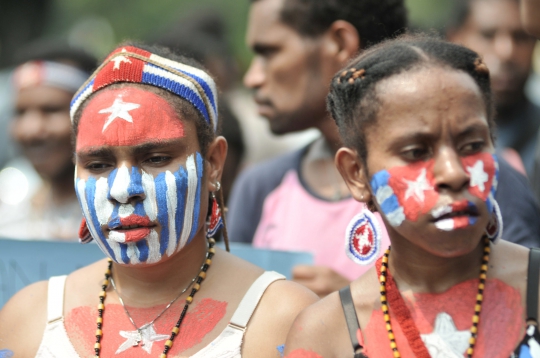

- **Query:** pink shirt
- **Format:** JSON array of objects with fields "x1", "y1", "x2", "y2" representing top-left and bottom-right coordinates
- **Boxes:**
[{"x1": 253, "y1": 170, "x2": 390, "y2": 281}]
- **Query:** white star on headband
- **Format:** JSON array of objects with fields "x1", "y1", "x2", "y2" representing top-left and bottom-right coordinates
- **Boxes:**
[
  {"x1": 112, "y1": 48, "x2": 132, "y2": 70},
  {"x1": 467, "y1": 160, "x2": 488, "y2": 192},
  {"x1": 404, "y1": 168, "x2": 432, "y2": 202},
  {"x1": 99, "y1": 97, "x2": 141, "y2": 132}
]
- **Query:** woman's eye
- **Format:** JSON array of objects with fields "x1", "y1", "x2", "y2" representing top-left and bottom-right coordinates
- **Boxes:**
[
  {"x1": 402, "y1": 147, "x2": 430, "y2": 161},
  {"x1": 461, "y1": 141, "x2": 484, "y2": 154},
  {"x1": 85, "y1": 163, "x2": 110, "y2": 171},
  {"x1": 145, "y1": 156, "x2": 170, "y2": 165}
]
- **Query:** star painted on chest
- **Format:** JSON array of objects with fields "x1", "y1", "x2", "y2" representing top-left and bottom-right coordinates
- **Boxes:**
[
  {"x1": 116, "y1": 323, "x2": 169, "y2": 354},
  {"x1": 403, "y1": 168, "x2": 432, "y2": 202},
  {"x1": 112, "y1": 48, "x2": 132, "y2": 70},
  {"x1": 467, "y1": 160, "x2": 488, "y2": 192},
  {"x1": 421, "y1": 312, "x2": 470, "y2": 358},
  {"x1": 99, "y1": 97, "x2": 141, "y2": 132}
]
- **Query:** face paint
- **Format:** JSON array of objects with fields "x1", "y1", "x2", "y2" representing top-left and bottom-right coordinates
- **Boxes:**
[
  {"x1": 370, "y1": 153, "x2": 498, "y2": 228},
  {"x1": 76, "y1": 87, "x2": 184, "y2": 151},
  {"x1": 75, "y1": 152, "x2": 203, "y2": 264}
]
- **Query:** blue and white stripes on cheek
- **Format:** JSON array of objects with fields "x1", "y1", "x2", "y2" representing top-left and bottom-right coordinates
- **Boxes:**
[{"x1": 75, "y1": 152, "x2": 204, "y2": 265}]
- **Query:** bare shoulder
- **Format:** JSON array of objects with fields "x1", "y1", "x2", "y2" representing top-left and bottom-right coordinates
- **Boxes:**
[
  {"x1": 284, "y1": 291, "x2": 351, "y2": 357},
  {"x1": 0, "y1": 280, "x2": 48, "y2": 355},
  {"x1": 490, "y1": 241, "x2": 529, "y2": 289},
  {"x1": 242, "y1": 278, "x2": 319, "y2": 358}
]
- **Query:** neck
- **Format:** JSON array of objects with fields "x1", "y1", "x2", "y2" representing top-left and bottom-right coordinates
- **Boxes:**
[
  {"x1": 315, "y1": 116, "x2": 342, "y2": 154},
  {"x1": 111, "y1": 235, "x2": 208, "y2": 307},
  {"x1": 387, "y1": 235, "x2": 485, "y2": 294},
  {"x1": 50, "y1": 172, "x2": 77, "y2": 204}
]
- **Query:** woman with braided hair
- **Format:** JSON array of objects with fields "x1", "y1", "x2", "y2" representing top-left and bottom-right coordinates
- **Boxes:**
[
  {"x1": 0, "y1": 43, "x2": 317, "y2": 357},
  {"x1": 284, "y1": 36, "x2": 540, "y2": 357}
]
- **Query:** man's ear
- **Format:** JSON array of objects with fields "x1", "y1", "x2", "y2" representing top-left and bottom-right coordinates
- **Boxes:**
[
  {"x1": 321, "y1": 20, "x2": 361, "y2": 66},
  {"x1": 205, "y1": 136, "x2": 227, "y2": 192},
  {"x1": 335, "y1": 147, "x2": 372, "y2": 203}
]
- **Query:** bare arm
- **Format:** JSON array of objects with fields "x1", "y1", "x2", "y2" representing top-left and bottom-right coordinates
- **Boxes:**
[
  {"x1": 284, "y1": 292, "x2": 352, "y2": 358},
  {"x1": 242, "y1": 280, "x2": 319, "y2": 358},
  {"x1": 0, "y1": 281, "x2": 48, "y2": 356}
]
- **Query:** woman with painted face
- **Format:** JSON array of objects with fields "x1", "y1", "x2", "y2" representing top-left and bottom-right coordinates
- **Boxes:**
[
  {"x1": 0, "y1": 44, "x2": 317, "y2": 357},
  {"x1": 284, "y1": 36, "x2": 540, "y2": 358}
]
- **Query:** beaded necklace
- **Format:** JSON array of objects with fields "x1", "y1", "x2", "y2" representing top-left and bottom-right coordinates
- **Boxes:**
[
  {"x1": 94, "y1": 238, "x2": 216, "y2": 358},
  {"x1": 377, "y1": 237, "x2": 490, "y2": 358}
]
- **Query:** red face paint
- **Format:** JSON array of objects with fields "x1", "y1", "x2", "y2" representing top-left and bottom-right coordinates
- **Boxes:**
[
  {"x1": 386, "y1": 160, "x2": 438, "y2": 222},
  {"x1": 286, "y1": 349, "x2": 324, "y2": 358},
  {"x1": 76, "y1": 87, "x2": 184, "y2": 151},
  {"x1": 461, "y1": 152, "x2": 497, "y2": 200},
  {"x1": 372, "y1": 153, "x2": 497, "y2": 225},
  {"x1": 65, "y1": 298, "x2": 227, "y2": 356},
  {"x1": 362, "y1": 278, "x2": 523, "y2": 357}
]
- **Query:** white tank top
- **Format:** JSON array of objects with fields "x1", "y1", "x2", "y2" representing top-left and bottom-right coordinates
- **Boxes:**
[{"x1": 35, "y1": 271, "x2": 285, "y2": 357}]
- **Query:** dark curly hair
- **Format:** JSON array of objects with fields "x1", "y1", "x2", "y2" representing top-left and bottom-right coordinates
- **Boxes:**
[
  {"x1": 250, "y1": 0, "x2": 408, "y2": 48},
  {"x1": 327, "y1": 35, "x2": 495, "y2": 164}
]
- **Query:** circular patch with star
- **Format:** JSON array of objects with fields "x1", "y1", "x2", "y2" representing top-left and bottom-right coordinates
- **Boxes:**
[{"x1": 345, "y1": 210, "x2": 382, "y2": 265}]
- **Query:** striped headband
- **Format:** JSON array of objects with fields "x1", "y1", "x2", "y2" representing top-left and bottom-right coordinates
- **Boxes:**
[
  {"x1": 13, "y1": 61, "x2": 89, "y2": 93},
  {"x1": 70, "y1": 46, "x2": 219, "y2": 132}
]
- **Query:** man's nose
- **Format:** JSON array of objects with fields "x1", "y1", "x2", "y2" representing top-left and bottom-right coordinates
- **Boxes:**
[
  {"x1": 433, "y1": 149, "x2": 470, "y2": 193},
  {"x1": 243, "y1": 57, "x2": 265, "y2": 89},
  {"x1": 493, "y1": 33, "x2": 515, "y2": 63},
  {"x1": 108, "y1": 165, "x2": 146, "y2": 204},
  {"x1": 12, "y1": 110, "x2": 47, "y2": 143}
]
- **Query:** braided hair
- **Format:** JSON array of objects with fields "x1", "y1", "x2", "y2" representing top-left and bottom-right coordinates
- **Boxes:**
[{"x1": 327, "y1": 35, "x2": 494, "y2": 165}]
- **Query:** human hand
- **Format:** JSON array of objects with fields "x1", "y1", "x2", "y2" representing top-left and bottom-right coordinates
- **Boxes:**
[{"x1": 292, "y1": 265, "x2": 350, "y2": 297}]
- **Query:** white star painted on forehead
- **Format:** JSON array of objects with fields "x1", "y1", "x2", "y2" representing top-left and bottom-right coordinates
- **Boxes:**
[
  {"x1": 99, "y1": 96, "x2": 141, "y2": 132},
  {"x1": 116, "y1": 324, "x2": 169, "y2": 354},
  {"x1": 112, "y1": 48, "x2": 132, "y2": 70},
  {"x1": 403, "y1": 168, "x2": 432, "y2": 202},
  {"x1": 421, "y1": 313, "x2": 470, "y2": 357},
  {"x1": 467, "y1": 160, "x2": 488, "y2": 192}
]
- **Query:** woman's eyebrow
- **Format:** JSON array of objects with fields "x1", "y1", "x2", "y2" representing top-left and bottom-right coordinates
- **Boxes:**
[
  {"x1": 132, "y1": 139, "x2": 183, "y2": 156},
  {"x1": 77, "y1": 147, "x2": 114, "y2": 158}
]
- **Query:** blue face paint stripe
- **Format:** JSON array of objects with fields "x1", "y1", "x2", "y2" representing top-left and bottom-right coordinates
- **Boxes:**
[
  {"x1": 133, "y1": 201, "x2": 146, "y2": 217},
  {"x1": 85, "y1": 177, "x2": 117, "y2": 260},
  {"x1": 370, "y1": 170, "x2": 391, "y2": 192},
  {"x1": 155, "y1": 172, "x2": 170, "y2": 256},
  {"x1": 107, "y1": 168, "x2": 119, "y2": 201},
  {"x1": 120, "y1": 243, "x2": 130, "y2": 264},
  {"x1": 109, "y1": 204, "x2": 121, "y2": 229},
  {"x1": 380, "y1": 195, "x2": 401, "y2": 215},
  {"x1": 174, "y1": 167, "x2": 188, "y2": 247},
  {"x1": 136, "y1": 239, "x2": 149, "y2": 262},
  {"x1": 128, "y1": 166, "x2": 144, "y2": 197},
  {"x1": 188, "y1": 152, "x2": 204, "y2": 242}
]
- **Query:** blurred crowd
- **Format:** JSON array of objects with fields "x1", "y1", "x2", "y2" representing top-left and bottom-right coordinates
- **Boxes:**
[{"x1": 0, "y1": 0, "x2": 539, "y2": 286}]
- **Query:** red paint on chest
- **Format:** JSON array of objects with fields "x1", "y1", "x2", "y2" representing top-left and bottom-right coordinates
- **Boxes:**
[
  {"x1": 76, "y1": 87, "x2": 184, "y2": 151},
  {"x1": 362, "y1": 278, "x2": 523, "y2": 357},
  {"x1": 286, "y1": 349, "x2": 324, "y2": 358},
  {"x1": 65, "y1": 298, "x2": 227, "y2": 356}
]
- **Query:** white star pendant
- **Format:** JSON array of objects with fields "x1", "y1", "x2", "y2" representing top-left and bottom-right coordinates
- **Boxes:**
[
  {"x1": 421, "y1": 312, "x2": 471, "y2": 358},
  {"x1": 403, "y1": 168, "x2": 432, "y2": 202},
  {"x1": 116, "y1": 323, "x2": 169, "y2": 354},
  {"x1": 467, "y1": 160, "x2": 489, "y2": 192},
  {"x1": 112, "y1": 48, "x2": 132, "y2": 70},
  {"x1": 99, "y1": 97, "x2": 141, "y2": 132}
]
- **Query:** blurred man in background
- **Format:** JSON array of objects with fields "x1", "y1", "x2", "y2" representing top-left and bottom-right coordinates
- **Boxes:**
[
  {"x1": 448, "y1": 0, "x2": 538, "y2": 176},
  {"x1": 229, "y1": 0, "x2": 407, "y2": 296},
  {"x1": 0, "y1": 41, "x2": 96, "y2": 240},
  {"x1": 520, "y1": 0, "x2": 540, "y2": 38}
]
